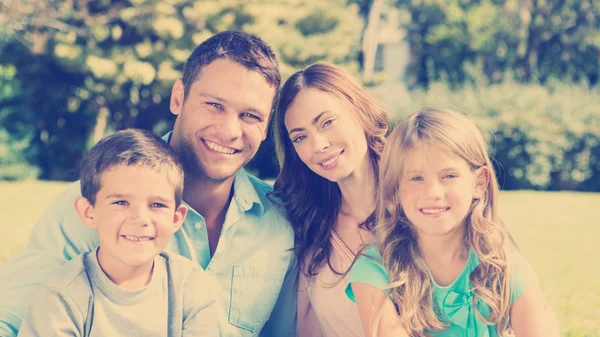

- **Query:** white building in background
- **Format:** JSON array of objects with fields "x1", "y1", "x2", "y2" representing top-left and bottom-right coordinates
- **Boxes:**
[{"x1": 367, "y1": 7, "x2": 412, "y2": 118}]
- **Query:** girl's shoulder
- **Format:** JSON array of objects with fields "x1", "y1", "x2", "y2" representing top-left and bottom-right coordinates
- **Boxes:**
[{"x1": 345, "y1": 244, "x2": 390, "y2": 302}]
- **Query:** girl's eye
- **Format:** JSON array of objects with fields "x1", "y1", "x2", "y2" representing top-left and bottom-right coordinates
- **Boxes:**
[
  {"x1": 410, "y1": 176, "x2": 422, "y2": 181},
  {"x1": 444, "y1": 174, "x2": 457, "y2": 179},
  {"x1": 292, "y1": 135, "x2": 306, "y2": 143}
]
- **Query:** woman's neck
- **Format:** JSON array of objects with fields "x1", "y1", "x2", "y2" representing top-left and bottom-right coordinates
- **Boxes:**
[{"x1": 337, "y1": 157, "x2": 376, "y2": 224}]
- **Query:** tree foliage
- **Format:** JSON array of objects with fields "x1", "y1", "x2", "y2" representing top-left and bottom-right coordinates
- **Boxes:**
[{"x1": 0, "y1": 0, "x2": 361, "y2": 180}]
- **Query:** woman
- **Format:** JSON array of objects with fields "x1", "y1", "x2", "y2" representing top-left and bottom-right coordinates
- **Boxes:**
[{"x1": 273, "y1": 63, "x2": 388, "y2": 337}]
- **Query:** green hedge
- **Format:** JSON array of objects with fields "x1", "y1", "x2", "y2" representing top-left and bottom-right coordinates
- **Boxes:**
[{"x1": 383, "y1": 80, "x2": 600, "y2": 191}]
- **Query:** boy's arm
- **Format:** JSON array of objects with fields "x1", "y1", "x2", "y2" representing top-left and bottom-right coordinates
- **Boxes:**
[
  {"x1": 182, "y1": 269, "x2": 219, "y2": 336},
  {"x1": 17, "y1": 286, "x2": 86, "y2": 337},
  {"x1": 259, "y1": 254, "x2": 299, "y2": 337},
  {"x1": 0, "y1": 183, "x2": 98, "y2": 337}
]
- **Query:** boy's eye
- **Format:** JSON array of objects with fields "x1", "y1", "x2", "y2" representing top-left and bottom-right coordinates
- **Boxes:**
[
  {"x1": 150, "y1": 202, "x2": 167, "y2": 208},
  {"x1": 113, "y1": 200, "x2": 128, "y2": 206}
]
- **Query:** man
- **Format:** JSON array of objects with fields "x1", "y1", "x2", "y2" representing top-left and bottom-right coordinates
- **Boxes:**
[{"x1": 0, "y1": 31, "x2": 297, "y2": 337}]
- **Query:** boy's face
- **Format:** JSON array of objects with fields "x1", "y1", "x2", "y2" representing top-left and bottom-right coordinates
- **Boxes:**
[{"x1": 75, "y1": 164, "x2": 186, "y2": 271}]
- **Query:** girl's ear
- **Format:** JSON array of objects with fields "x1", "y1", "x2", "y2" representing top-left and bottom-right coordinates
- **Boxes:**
[
  {"x1": 473, "y1": 166, "x2": 490, "y2": 199},
  {"x1": 172, "y1": 204, "x2": 188, "y2": 233},
  {"x1": 74, "y1": 197, "x2": 97, "y2": 229}
]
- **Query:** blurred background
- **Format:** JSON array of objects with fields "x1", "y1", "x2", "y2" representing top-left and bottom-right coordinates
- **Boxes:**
[{"x1": 0, "y1": 0, "x2": 598, "y2": 335}]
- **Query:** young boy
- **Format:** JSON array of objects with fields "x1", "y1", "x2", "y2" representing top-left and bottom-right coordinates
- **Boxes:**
[{"x1": 17, "y1": 129, "x2": 218, "y2": 337}]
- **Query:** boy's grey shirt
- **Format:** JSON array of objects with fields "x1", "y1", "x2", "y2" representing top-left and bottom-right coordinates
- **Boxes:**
[{"x1": 16, "y1": 248, "x2": 218, "y2": 337}]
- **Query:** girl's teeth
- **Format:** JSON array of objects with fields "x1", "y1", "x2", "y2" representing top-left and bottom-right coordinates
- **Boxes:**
[
  {"x1": 422, "y1": 208, "x2": 448, "y2": 214},
  {"x1": 205, "y1": 140, "x2": 235, "y2": 154}
]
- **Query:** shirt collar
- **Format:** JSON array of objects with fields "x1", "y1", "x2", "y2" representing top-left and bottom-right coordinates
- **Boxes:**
[{"x1": 232, "y1": 168, "x2": 264, "y2": 215}]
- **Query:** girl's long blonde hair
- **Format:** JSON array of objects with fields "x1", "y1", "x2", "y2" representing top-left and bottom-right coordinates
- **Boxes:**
[{"x1": 375, "y1": 107, "x2": 513, "y2": 336}]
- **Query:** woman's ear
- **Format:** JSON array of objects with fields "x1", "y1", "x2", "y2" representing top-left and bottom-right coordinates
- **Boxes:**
[
  {"x1": 74, "y1": 197, "x2": 97, "y2": 229},
  {"x1": 473, "y1": 166, "x2": 490, "y2": 199}
]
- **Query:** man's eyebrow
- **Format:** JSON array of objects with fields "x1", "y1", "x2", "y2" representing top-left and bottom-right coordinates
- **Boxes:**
[
  {"x1": 198, "y1": 93, "x2": 228, "y2": 103},
  {"x1": 288, "y1": 110, "x2": 331, "y2": 135}
]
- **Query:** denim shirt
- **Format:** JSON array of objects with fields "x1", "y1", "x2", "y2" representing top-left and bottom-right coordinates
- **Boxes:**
[{"x1": 0, "y1": 152, "x2": 297, "y2": 337}]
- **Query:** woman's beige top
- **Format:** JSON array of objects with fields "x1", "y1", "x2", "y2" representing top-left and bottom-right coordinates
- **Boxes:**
[{"x1": 296, "y1": 231, "x2": 365, "y2": 337}]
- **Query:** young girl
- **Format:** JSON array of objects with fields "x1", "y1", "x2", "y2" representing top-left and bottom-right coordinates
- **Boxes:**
[
  {"x1": 273, "y1": 63, "x2": 388, "y2": 336},
  {"x1": 346, "y1": 108, "x2": 559, "y2": 337}
]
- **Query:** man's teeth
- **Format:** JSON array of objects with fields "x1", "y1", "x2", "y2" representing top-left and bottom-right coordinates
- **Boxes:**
[
  {"x1": 321, "y1": 155, "x2": 339, "y2": 166},
  {"x1": 205, "y1": 140, "x2": 235, "y2": 154},
  {"x1": 124, "y1": 235, "x2": 152, "y2": 242},
  {"x1": 421, "y1": 208, "x2": 448, "y2": 214}
]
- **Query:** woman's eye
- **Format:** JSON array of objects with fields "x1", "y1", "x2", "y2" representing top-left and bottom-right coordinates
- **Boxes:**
[
  {"x1": 292, "y1": 135, "x2": 306, "y2": 143},
  {"x1": 322, "y1": 119, "x2": 334, "y2": 127}
]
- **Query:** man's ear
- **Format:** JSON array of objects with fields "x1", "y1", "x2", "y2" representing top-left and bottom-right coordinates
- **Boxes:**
[
  {"x1": 172, "y1": 204, "x2": 188, "y2": 233},
  {"x1": 74, "y1": 197, "x2": 97, "y2": 229},
  {"x1": 170, "y1": 78, "x2": 185, "y2": 117},
  {"x1": 473, "y1": 166, "x2": 490, "y2": 199}
]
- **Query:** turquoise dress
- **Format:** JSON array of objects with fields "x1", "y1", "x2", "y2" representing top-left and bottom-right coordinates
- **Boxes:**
[{"x1": 346, "y1": 246, "x2": 531, "y2": 337}]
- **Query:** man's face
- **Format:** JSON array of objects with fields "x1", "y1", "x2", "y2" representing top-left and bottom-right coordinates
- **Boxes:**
[{"x1": 169, "y1": 58, "x2": 276, "y2": 182}]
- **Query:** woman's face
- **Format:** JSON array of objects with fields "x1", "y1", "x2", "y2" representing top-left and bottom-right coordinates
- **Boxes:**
[{"x1": 284, "y1": 87, "x2": 370, "y2": 182}]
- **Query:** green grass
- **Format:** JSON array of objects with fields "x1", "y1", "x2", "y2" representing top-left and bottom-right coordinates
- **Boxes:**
[{"x1": 0, "y1": 181, "x2": 598, "y2": 336}]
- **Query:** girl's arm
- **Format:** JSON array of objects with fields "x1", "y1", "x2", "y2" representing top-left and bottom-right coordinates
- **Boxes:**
[
  {"x1": 352, "y1": 283, "x2": 409, "y2": 337},
  {"x1": 510, "y1": 262, "x2": 560, "y2": 337}
]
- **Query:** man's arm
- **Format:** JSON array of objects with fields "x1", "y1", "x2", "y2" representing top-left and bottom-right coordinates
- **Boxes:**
[
  {"x1": 0, "y1": 183, "x2": 98, "y2": 337},
  {"x1": 259, "y1": 253, "x2": 299, "y2": 337}
]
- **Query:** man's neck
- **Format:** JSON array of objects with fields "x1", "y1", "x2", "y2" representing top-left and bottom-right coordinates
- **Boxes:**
[{"x1": 183, "y1": 174, "x2": 235, "y2": 227}]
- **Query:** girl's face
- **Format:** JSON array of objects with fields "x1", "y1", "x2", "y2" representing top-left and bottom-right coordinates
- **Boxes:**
[
  {"x1": 397, "y1": 145, "x2": 487, "y2": 238},
  {"x1": 284, "y1": 87, "x2": 370, "y2": 183}
]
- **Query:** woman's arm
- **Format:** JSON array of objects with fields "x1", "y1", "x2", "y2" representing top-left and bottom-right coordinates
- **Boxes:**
[
  {"x1": 352, "y1": 283, "x2": 408, "y2": 337},
  {"x1": 296, "y1": 273, "x2": 323, "y2": 337}
]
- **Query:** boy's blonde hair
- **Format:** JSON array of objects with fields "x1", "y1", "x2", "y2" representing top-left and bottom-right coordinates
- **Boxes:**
[{"x1": 375, "y1": 107, "x2": 513, "y2": 336}]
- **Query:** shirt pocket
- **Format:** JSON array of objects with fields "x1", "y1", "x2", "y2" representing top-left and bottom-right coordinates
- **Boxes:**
[{"x1": 228, "y1": 265, "x2": 286, "y2": 333}]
